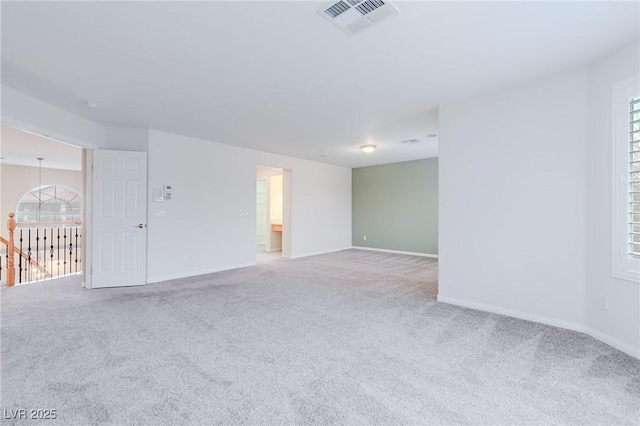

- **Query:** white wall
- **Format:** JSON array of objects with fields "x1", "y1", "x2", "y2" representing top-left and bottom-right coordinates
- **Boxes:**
[
  {"x1": 104, "y1": 127, "x2": 149, "y2": 152},
  {"x1": 146, "y1": 130, "x2": 351, "y2": 283},
  {"x1": 438, "y1": 41, "x2": 640, "y2": 358},
  {"x1": 439, "y1": 67, "x2": 589, "y2": 328},
  {"x1": 0, "y1": 86, "x2": 147, "y2": 153},
  {"x1": 1, "y1": 85, "x2": 105, "y2": 149},
  {"x1": 269, "y1": 174, "x2": 284, "y2": 251},
  {"x1": 586, "y1": 42, "x2": 640, "y2": 355}
]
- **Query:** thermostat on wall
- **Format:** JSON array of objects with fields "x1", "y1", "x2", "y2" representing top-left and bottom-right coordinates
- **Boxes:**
[{"x1": 163, "y1": 184, "x2": 172, "y2": 201}]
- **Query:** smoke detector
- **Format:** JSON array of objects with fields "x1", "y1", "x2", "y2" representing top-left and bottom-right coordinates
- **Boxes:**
[{"x1": 319, "y1": 0, "x2": 399, "y2": 36}]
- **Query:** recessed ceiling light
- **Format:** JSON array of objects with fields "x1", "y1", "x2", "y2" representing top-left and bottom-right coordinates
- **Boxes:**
[
  {"x1": 400, "y1": 139, "x2": 421, "y2": 144},
  {"x1": 360, "y1": 144, "x2": 377, "y2": 154},
  {"x1": 85, "y1": 100, "x2": 99, "y2": 109},
  {"x1": 427, "y1": 133, "x2": 438, "y2": 138}
]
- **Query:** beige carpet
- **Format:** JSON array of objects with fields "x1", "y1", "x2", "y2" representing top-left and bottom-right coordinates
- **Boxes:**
[{"x1": 1, "y1": 249, "x2": 638, "y2": 425}]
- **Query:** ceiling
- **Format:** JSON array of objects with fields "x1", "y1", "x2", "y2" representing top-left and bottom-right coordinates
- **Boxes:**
[
  {"x1": 0, "y1": 125, "x2": 83, "y2": 171},
  {"x1": 1, "y1": 1, "x2": 638, "y2": 168}
]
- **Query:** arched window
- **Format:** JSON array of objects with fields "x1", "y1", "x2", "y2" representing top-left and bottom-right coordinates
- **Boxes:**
[{"x1": 16, "y1": 184, "x2": 82, "y2": 223}]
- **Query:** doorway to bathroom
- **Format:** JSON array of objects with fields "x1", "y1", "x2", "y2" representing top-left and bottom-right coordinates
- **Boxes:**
[{"x1": 256, "y1": 165, "x2": 290, "y2": 262}]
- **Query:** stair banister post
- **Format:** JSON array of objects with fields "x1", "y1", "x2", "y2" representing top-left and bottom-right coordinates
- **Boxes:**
[{"x1": 7, "y1": 213, "x2": 16, "y2": 286}]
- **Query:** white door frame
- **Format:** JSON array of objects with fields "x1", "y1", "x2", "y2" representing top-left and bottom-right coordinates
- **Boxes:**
[{"x1": 84, "y1": 149, "x2": 94, "y2": 288}]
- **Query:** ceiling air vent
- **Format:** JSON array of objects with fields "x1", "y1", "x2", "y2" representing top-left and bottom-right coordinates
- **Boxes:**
[
  {"x1": 325, "y1": 1, "x2": 350, "y2": 18},
  {"x1": 319, "y1": 0, "x2": 399, "y2": 36}
]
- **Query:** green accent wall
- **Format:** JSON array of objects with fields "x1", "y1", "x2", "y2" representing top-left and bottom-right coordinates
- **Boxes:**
[{"x1": 352, "y1": 158, "x2": 438, "y2": 254}]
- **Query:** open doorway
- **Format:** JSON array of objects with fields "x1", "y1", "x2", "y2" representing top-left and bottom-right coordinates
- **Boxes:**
[
  {"x1": 0, "y1": 124, "x2": 86, "y2": 286},
  {"x1": 256, "y1": 165, "x2": 291, "y2": 263}
]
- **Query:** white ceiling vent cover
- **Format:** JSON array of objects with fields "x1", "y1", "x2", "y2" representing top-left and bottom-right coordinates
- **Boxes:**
[{"x1": 319, "y1": 0, "x2": 399, "y2": 36}]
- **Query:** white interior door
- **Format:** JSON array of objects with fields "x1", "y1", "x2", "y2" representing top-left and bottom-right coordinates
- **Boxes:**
[{"x1": 92, "y1": 150, "x2": 147, "y2": 288}]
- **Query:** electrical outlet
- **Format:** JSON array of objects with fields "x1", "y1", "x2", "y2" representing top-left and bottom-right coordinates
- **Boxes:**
[
  {"x1": 598, "y1": 295, "x2": 609, "y2": 311},
  {"x1": 363, "y1": 235, "x2": 367, "y2": 241}
]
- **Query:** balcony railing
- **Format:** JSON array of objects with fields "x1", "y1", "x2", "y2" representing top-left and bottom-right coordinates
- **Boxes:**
[{"x1": 1, "y1": 213, "x2": 82, "y2": 285}]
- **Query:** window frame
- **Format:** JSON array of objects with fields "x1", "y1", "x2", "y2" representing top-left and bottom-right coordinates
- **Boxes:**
[
  {"x1": 15, "y1": 184, "x2": 83, "y2": 224},
  {"x1": 612, "y1": 74, "x2": 640, "y2": 283}
]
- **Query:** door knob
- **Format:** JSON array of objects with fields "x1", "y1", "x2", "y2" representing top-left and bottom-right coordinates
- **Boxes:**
[{"x1": 137, "y1": 224, "x2": 145, "y2": 229}]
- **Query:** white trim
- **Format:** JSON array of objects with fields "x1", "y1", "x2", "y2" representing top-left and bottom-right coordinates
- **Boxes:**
[
  {"x1": 612, "y1": 268, "x2": 640, "y2": 283},
  {"x1": 83, "y1": 149, "x2": 93, "y2": 289},
  {"x1": 146, "y1": 262, "x2": 256, "y2": 284},
  {"x1": 612, "y1": 74, "x2": 640, "y2": 283},
  {"x1": 436, "y1": 295, "x2": 587, "y2": 333},
  {"x1": 587, "y1": 327, "x2": 640, "y2": 359},
  {"x1": 289, "y1": 247, "x2": 353, "y2": 260},
  {"x1": 437, "y1": 295, "x2": 640, "y2": 359},
  {"x1": 1, "y1": 115, "x2": 96, "y2": 150},
  {"x1": 352, "y1": 246, "x2": 439, "y2": 258}
]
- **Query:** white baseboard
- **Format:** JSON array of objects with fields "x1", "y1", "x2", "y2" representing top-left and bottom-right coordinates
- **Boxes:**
[
  {"x1": 436, "y1": 295, "x2": 587, "y2": 332},
  {"x1": 352, "y1": 246, "x2": 439, "y2": 259},
  {"x1": 437, "y1": 295, "x2": 640, "y2": 359},
  {"x1": 587, "y1": 327, "x2": 640, "y2": 359},
  {"x1": 147, "y1": 262, "x2": 256, "y2": 284},
  {"x1": 290, "y1": 247, "x2": 352, "y2": 260}
]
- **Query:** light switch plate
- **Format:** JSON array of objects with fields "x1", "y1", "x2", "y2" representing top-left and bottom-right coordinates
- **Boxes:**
[{"x1": 153, "y1": 188, "x2": 164, "y2": 202}]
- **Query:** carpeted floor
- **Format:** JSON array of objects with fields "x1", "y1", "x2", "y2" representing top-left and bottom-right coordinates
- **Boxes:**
[{"x1": 1, "y1": 249, "x2": 639, "y2": 425}]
